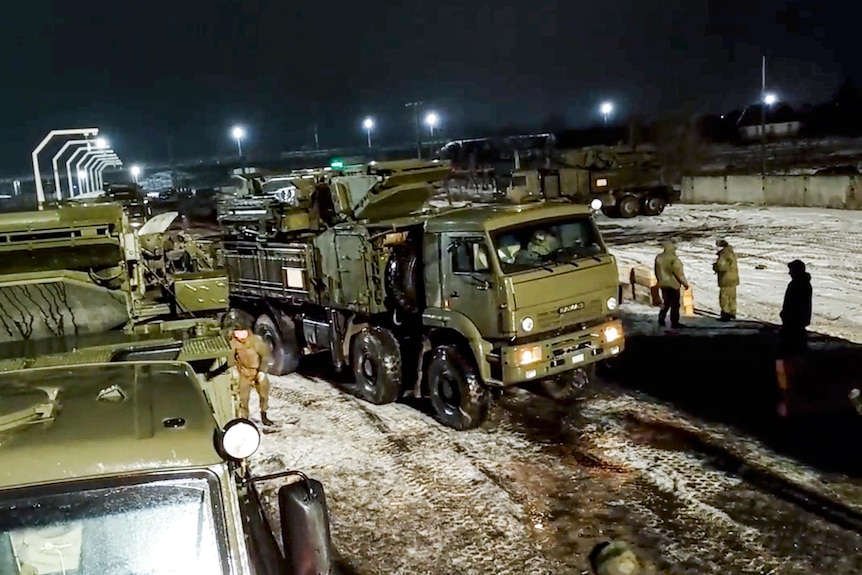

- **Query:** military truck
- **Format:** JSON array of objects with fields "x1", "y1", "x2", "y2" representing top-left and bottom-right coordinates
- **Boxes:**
[
  {"x1": 557, "y1": 146, "x2": 681, "y2": 218},
  {"x1": 0, "y1": 361, "x2": 334, "y2": 575},
  {"x1": 220, "y1": 160, "x2": 625, "y2": 430}
]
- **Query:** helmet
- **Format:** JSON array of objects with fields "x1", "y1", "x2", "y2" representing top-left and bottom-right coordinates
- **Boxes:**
[
  {"x1": 528, "y1": 229, "x2": 559, "y2": 256},
  {"x1": 221, "y1": 309, "x2": 253, "y2": 332}
]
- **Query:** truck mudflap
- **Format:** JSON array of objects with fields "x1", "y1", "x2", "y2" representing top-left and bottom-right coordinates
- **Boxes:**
[{"x1": 494, "y1": 318, "x2": 624, "y2": 386}]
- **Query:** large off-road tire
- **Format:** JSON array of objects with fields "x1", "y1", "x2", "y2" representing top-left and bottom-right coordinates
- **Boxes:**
[
  {"x1": 618, "y1": 195, "x2": 640, "y2": 218},
  {"x1": 642, "y1": 194, "x2": 667, "y2": 216},
  {"x1": 427, "y1": 345, "x2": 491, "y2": 430},
  {"x1": 385, "y1": 249, "x2": 421, "y2": 314},
  {"x1": 351, "y1": 326, "x2": 402, "y2": 405},
  {"x1": 254, "y1": 314, "x2": 301, "y2": 376}
]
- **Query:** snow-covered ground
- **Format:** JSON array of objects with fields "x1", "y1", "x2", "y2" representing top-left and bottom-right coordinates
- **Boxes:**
[
  {"x1": 600, "y1": 204, "x2": 862, "y2": 343},
  {"x1": 248, "y1": 370, "x2": 862, "y2": 575}
]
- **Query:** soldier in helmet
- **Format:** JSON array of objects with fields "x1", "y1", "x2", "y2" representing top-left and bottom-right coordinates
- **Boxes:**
[
  {"x1": 228, "y1": 323, "x2": 275, "y2": 426},
  {"x1": 712, "y1": 239, "x2": 739, "y2": 322}
]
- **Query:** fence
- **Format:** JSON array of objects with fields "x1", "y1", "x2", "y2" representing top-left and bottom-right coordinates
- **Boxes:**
[{"x1": 682, "y1": 175, "x2": 862, "y2": 210}]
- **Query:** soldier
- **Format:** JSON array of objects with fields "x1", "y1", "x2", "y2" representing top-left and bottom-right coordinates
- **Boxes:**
[
  {"x1": 590, "y1": 540, "x2": 641, "y2": 575},
  {"x1": 779, "y1": 259, "x2": 812, "y2": 358},
  {"x1": 712, "y1": 239, "x2": 739, "y2": 322},
  {"x1": 654, "y1": 241, "x2": 689, "y2": 328},
  {"x1": 229, "y1": 326, "x2": 275, "y2": 426}
]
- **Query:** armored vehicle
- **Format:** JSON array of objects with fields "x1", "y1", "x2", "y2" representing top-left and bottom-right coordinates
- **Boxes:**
[
  {"x1": 220, "y1": 160, "x2": 624, "y2": 430},
  {"x1": 0, "y1": 361, "x2": 333, "y2": 575}
]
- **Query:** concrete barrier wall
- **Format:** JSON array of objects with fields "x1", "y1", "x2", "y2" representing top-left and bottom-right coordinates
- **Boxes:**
[{"x1": 683, "y1": 175, "x2": 862, "y2": 210}]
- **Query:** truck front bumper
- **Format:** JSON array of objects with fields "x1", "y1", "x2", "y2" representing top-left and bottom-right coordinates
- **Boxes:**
[{"x1": 490, "y1": 319, "x2": 624, "y2": 387}]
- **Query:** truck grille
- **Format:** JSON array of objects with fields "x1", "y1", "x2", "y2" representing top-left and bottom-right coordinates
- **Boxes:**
[{"x1": 536, "y1": 300, "x2": 602, "y2": 332}]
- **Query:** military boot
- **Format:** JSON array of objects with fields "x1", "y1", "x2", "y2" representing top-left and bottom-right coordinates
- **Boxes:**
[{"x1": 261, "y1": 412, "x2": 275, "y2": 427}]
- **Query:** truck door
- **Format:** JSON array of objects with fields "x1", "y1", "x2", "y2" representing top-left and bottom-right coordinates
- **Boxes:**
[{"x1": 441, "y1": 234, "x2": 496, "y2": 335}]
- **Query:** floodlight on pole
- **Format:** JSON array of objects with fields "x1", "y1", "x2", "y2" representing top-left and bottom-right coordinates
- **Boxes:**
[
  {"x1": 363, "y1": 117, "x2": 374, "y2": 148},
  {"x1": 763, "y1": 92, "x2": 778, "y2": 106},
  {"x1": 131, "y1": 165, "x2": 142, "y2": 183},
  {"x1": 51, "y1": 138, "x2": 94, "y2": 200},
  {"x1": 231, "y1": 126, "x2": 245, "y2": 157},
  {"x1": 31, "y1": 127, "x2": 99, "y2": 207},
  {"x1": 600, "y1": 101, "x2": 614, "y2": 124},
  {"x1": 424, "y1": 112, "x2": 439, "y2": 136}
]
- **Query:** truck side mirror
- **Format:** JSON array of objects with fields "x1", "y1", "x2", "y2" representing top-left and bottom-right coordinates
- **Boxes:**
[{"x1": 278, "y1": 477, "x2": 334, "y2": 575}]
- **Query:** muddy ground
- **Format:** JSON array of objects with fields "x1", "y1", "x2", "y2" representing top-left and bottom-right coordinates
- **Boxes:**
[{"x1": 248, "y1": 307, "x2": 862, "y2": 575}]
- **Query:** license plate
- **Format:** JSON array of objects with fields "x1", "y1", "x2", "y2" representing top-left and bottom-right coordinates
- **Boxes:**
[{"x1": 572, "y1": 353, "x2": 585, "y2": 364}]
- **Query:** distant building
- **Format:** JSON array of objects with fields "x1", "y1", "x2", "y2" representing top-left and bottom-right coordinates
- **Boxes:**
[{"x1": 737, "y1": 103, "x2": 802, "y2": 140}]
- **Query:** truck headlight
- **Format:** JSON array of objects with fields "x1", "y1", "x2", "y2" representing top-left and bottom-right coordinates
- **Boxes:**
[
  {"x1": 590, "y1": 198, "x2": 603, "y2": 211},
  {"x1": 218, "y1": 418, "x2": 261, "y2": 461},
  {"x1": 606, "y1": 297, "x2": 618, "y2": 311},
  {"x1": 516, "y1": 345, "x2": 543, "y2": 366},
  {"x1": 603, "y1": 325, "x2": 622, "y2": 344},
  {"x1": 520, "y1": 317, "x2": 534, "y2": 332}
]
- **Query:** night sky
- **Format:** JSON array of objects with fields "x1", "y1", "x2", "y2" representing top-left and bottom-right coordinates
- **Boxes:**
[{"x1": 0, "y1": 1, "x2": 856, "y2": 174}]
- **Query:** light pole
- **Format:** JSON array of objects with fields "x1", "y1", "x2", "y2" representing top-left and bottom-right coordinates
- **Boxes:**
[
  {"x1": 81, "y1": 152, "x2": 116, "y2": 194},
  {"x1": 52, "y1": 138, "x2": 94, "y2": 200},
  {"x1": 231, "y1": 125, "x2": 246, "y2": 173},
  {"x1": 405, "y1": 101, "x2": 423, "y2": 159},
  {"x1": 77, "y1": 170, "x2": 88, "y2": 193},
  {"x1": 131, "y1": 165, "x2": 142, "y2": 184},
  {"x1": 67, "y1": 145, "x2": 93, "y2": 196},
  {"x1": 31, "y1": 127, "x2": 99, "y2": 207},
  {"x1": 600, "y1": 101, "x2": 614, "y2": 124},
  {"x1": 425, "y1": 112, "x2": 439, "y2": 138},
  {"x1": 363, "y1": 117, "x2": 374, "y2": 148},
  {"x1": 95, "y1": 158, "x2": 122, "y2": 190}
]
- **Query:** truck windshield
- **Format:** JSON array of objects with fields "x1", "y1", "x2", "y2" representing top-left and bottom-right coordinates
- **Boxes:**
[
  {"x1": 0, "y1": 474, "x2": 227, "y2": 575},
  {"x1": 492, "y1": 216, "x2": 604, "y2": 274}
]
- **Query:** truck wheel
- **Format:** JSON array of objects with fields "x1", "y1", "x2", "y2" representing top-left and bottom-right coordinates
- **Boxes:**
[
  {"x1": 643, "y1": 195, "x2": 666, "y2": 216},
  {"x1": 254, "y1": 314, "x2": 301, "y2": 376},
  {"x1": 385, "y1": 249, "x2": 420, "y2": 314},
  {"x1": 600, "y1": 206, "x2": 620, "y2": 218},
  {"x1": 351, "y1": 327, "x2": 402, "y2": 405},
  {"x1": 427, "y1": 345, "x2": 490, "y2": 430},
  {"x1": 618, "y1": 195, "x2": 640, "y2": 218}
]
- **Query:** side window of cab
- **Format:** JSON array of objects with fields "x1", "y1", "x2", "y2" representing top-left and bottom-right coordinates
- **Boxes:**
[{"x1": 451, "y1": 238, "x2": 491, "y2": 274}]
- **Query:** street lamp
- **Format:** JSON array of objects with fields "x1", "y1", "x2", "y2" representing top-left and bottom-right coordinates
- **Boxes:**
[
  {"x1": 52, "y1": 138, "x2": 94, "y2": 200},
  {"x1": 231, "y1": 126, "x2": 245, "y2": 157},
  {"x1": 763, "y1": 92, "x2": 778, "y2": 106},
  {"x1": 363, "y1": 117, "x2": 374, "y2": 148},
  {"x1": 31, "y1": 127, "x2": 99, "y2": 207},
  {"x1": 81, "y1": 152, "x2": 116, "y2": 194},
  {"x1": 600, "y1": 101, "x2": 614, "y2": 124},
  {"x1": 425, "y1": 112, "x2": 439, "y2": 137},
  {"x1": 67, "y1": 145, "x2": 94, "y2": 196},
  {"x1": 131, "y1": 165, "x2": 142, "y2": 184},
  {"x1": 95, "y1": 158, "x2": 122, "y2": 190}
]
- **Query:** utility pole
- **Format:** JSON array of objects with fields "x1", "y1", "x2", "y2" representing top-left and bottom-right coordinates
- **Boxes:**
[
  {"x1": 313, "y1": 122, "x2": 320, "y2": 149},
  {"x1": 406, "y1": 101, "x2": 423, "y2": 159},
  {"x1": 761, "y1": 55, "x2": 767, "y2": 177}
]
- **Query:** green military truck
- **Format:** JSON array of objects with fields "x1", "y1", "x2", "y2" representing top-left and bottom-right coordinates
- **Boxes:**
[
  {"x1": 0, "y1": 361, "x2": 334, "y2": 575},
  {"x1": 220, "y1": 160, "x2": 625, "y2": 430},
  {"x1": 0, "y1": 201, "x2": 337, "y2": 574}
]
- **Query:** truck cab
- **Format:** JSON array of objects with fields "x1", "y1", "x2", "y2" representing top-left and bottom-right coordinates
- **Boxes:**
[{"x1": 0, "y1": 361, "x2": 333, "y2": 575}]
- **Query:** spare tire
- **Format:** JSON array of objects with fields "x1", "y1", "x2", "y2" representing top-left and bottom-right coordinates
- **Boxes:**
[{"x1": 385, "y1": 248, "x2": 421, "y2": 314}]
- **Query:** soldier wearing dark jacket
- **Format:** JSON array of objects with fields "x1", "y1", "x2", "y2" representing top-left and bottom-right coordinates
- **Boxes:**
[
  {"x1": 779, "y1": 259, "x2": 812, "y2": 357},
  {"x1": 654, "y1": 241, "x2": 689, "y2": 328}
]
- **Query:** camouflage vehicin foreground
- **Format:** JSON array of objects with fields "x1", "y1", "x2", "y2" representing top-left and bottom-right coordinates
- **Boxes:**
[
  {"x1": 220, "y1": 160, "x2": 624, "y2": 430},
  {"x1": 0, "y1": 362, "x2": 333, "y2": 575}
]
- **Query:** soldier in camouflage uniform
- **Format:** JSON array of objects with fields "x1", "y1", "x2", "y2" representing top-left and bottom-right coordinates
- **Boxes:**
[
  {"x1": 229, "y1": 327, "x2": 275, "y2": 426},
  {"x1": 712, "y1": 239, "x2": 739, "y2": 321}
]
